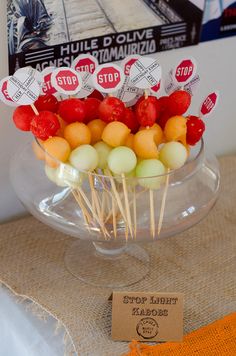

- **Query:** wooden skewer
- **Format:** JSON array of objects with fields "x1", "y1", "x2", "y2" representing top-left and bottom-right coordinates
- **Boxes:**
[
  {"x1": 71, "y1": 189, "x2": 91, "y2": 227},
  {"x1": 111, "y1": 196, "x2": 117, "y2": 239},
  {"x1": 121, "y1": 173, "x2": 133, "y2": 239},
  {"x1": 31, "y1": 104, "x2": 39, "y2": 115},
  {"x1": 133, "y1": 187, "x2": 137, "y2": 239},
  {"x1": 149, "y1": 189, "x2": 155, "y2": 239},
  {"x1": 158, "y1": 168, "x2": 170, "y2": 235},
  {"x1": 144, "y1": 89, "x2": 149, "y2": 99},
  {"x1": 76, "y1": 185, "x2": 109, "y2": 238},
  {"x1": 88, "y1": 173, "x2": 106, "y2": 235},
  {"x1": 105, "y1": 169, "x2": 129, "y2": 238}
]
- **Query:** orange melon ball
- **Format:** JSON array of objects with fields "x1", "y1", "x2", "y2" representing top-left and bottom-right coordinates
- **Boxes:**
[
  {"x1": 44, "y1": 137, "x2": 71, "y2": 168},
  {"x1": 87, "y1": 119, "x2": 106, "y2": 144},
  {"x1": 140, "y1": 124, "x2": 163, "y2": 146},
  {"x1": 102, "y1": 121, "x2": 130, "y2": 147},
  {"x1": 64, "y1": 122, "x2": 91, "y2": 149},
  {"x1": 164, "y1": 116, "x2": 187, "y2": 146},
  {"x1": 125, "y1": 133, "x2": 135, "y2": 150},
  {"x1": 56, "y1": 115, "x2": 67, "y2": 137},
  {"x1": 133, "y1": 129, "x2": 159, "y2": 159},
  {"x1": 32, "y1": 139, "x2": 45, "y2": 160}
]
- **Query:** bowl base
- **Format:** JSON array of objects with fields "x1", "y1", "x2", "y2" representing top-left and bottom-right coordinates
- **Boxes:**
[{"x1": 64, "y1": 240, "x2": 150, "y2": 288}]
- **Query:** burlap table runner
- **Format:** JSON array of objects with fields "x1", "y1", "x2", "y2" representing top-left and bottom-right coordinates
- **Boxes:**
[{"x1": 0, "y1": 156, "x2": 235, "y2": 356}]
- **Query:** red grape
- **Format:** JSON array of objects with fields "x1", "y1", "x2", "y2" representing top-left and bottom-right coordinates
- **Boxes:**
[
  {"x1": 58, "y1": 98, "x2": 86, "y2": 123},
  {"x1": 121, "y1": 107, "x2": 139, "y2": 133},
  {"x1": 168, "y1": 90, "x2": 191, "y2": 116},
  {"x1": 13, "y1": 106, "x2": 35, "y2": 131},
  {"x1": 30, "y1": 111, "x2": 60, "y2": 140},
  {"x1": 35, "y1": 94, "x2": 59, "y2": 113},
  {"x1": 84, "y1": 97, "x2": 101, "y2": 123},
  {"x1": 186, "y1": 116, "x2": 205, "y2": 145},
  {"x1": 99, "y1": 97, "x2": 125, "y2": 123}
]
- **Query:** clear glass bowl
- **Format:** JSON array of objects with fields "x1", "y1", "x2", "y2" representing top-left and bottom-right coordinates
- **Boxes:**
[{"x1": 10, "y1": 139, "x2": 220, "y2": 287}]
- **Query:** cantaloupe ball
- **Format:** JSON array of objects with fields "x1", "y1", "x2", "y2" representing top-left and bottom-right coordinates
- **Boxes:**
[
  {"x1": 102, "y1": 121, "x2": 130, "y2": 147},
  {"x1": 56, "y1": 115, "x2": 67, "y2": 137},
  {"x1": 159, "y1": 141, "x2": 188, "y2": 169},
  {"x1": 108, "y1": 146, "x2": 137, "y2": 174},
  {"x1": 69, "y1": 144, "x2": 98, "y2": 171},
  {"x1": 136, "y1": 159, "x2": 166, "y2": 189},
  {"x1": 64, "y1": 122, "x2": 91, "y2": 149},
  {"x1": 140, "y1": 124, "x2": 163, "y2": 146},
  {"x1": 87, "y1": 119, "x2": 106, "y2": 144},
  {"x1": 125, "y1": 133, "x2": 135, "y2": 150},
  {"x1": 32, "y1": 139, "x2": 45, "y2": 160},
  {"x1": 164, "y1": 116, "x2": 187, "y2": 145},
  {"x1": 94, "y1": 141, "x2": 112, "y2": 169},
  {"x1": 133, "y1": 129, "x2": 159, "y2": 159},
  {"x1": 44, "y1": 137, "x2": 71, "y2": 168}
]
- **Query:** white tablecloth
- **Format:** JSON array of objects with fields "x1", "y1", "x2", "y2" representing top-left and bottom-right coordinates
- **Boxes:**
[{"x1": 0, "y1": 286, "x2": 66, "y2": 356}]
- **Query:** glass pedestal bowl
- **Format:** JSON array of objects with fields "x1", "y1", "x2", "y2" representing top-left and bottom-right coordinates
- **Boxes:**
[{"x1": 10, "y1": 139, "x2": 220, "y2": 288}]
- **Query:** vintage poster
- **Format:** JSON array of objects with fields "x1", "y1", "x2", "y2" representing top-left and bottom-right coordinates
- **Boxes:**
[
  {"x1": 201, "y1": 0, "x2": 236, "y2": 41},
  {"x1": 7, "y1": 0, "x2": 205, "y2": 74}
]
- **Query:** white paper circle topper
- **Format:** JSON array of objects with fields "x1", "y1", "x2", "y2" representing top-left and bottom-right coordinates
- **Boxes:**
[
  {"x1": 92, "y1": 63, "x2": 125, "y2": 94},
  {"x1": 0, "y1": 77, "x2": 18, "y2": 107},
  {"x1": 130, "y1": 56, "x2": 162, "y2": 89},
  {"x1": 51, "y1": 67, "x2": 82, "y2": 95},
  {"x1": 75, "y1": 71, "x2": 95, "y2": 99},
  {"x1": 114, "y1": 75, "x2": 141, "y2": 103},
  {"x1": 7, "y1": 70, "x2": 41, "y2": 105},
  {"x1": 72, "y1": 54, "x2": 98, "y2": 74},
  {"x1": 15, "y1": 67, "x2": 43, "y2": 85},
  {"x1": 121, "y1": 55, "x2": 141, "y2": 76}
]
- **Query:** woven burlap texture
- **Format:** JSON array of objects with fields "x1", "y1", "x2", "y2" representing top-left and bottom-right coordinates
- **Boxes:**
[{"x1": 0, "y1": 156, "x2": 235, "y2": 356}]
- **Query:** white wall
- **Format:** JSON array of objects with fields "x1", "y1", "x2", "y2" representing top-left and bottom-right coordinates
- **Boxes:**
[{"x1": 0, "y1": 0, "x2": 236, "y2": 223}]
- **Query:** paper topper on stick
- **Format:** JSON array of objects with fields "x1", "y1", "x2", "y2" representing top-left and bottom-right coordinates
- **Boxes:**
[
  {"x1": 0, "y1": 77, "x2": 18, "y2": 107},
  {"x1": 7, "y1": 69, "x2": 41, "y2": 105},
  {"x1": 200, "y1": 92, "x2": 219, "y2": 118},
  {"x1": 92, "y1": 63, "x2": 125, "y2": 93},
  {"x1": 173, "y1": 58, "x2": 197, "y2": 86},
  {"x1": 51, "y1": 67, "x2": 82, "y2": 95},
  {"x1": 129, "y1": 57, "x2": 162, "y2": 89}
]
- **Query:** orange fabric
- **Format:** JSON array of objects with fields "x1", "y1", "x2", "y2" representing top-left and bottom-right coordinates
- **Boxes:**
[{"x1": 123, "y1": 312, "x2": 236, "y2": 356}]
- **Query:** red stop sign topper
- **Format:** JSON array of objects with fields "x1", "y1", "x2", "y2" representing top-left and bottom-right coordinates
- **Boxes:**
[
  {"x1": 200, "y1": 92, "x2": 219, "y2": 117},
  {"x1": 72, "y1": 54, "x2": 98, "y2": 74},
  {"x1": 51, "y1": 67, "x2": 82, "y2": 95},
  {"x1": 93, "y1": 63, "x2": 125, "y2": 93},
  {"x1": 41, "y1": 67, "x2": 57, "y2": 95},
  {"x1": 174, "y1": 58, "x2": 197, "y2": 85},
  {"x1": 121, "y1": 55, "x2": 140, "y2": 76}
]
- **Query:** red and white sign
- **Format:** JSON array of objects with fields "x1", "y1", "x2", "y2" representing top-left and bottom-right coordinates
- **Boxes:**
[
  {"x1": 41, "y1": 67, "x2": 57, "y2": 95},
  {"x1": 0, "y1": 77, "x2": 18, "y2": 107},
  {"x1": 121, "y1": 55, "x2": 140, "y2": 76},
  {"x1": 174, "y1": 58, "x2": 197, "y2": 85},
  {"x1": 200, "y1": 92, "x2": 219, "y2": 117},
  {"x1": 130, "y1": 56, "x2": 162, "y2": 89},
  {"x1": 7, "y1": 70, "x2": 40, "y2": 105},
  {"x1": 92, "y1": 63, "x2": 125, "y2": 93},
  {"x1": 51, "y1": 67, "x2": 82, "y2": 95},
  {"x1": 72, "y1": 54, "x2": 98, "y2": 74}
]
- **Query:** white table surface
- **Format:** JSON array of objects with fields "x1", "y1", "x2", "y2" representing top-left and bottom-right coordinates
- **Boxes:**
[{"x1": 0, "y1": 286, "x2": 67, "y2": 356}]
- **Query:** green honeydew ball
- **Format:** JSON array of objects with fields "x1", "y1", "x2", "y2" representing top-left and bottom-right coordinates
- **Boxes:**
[
  {"x1": 136, "y1": 159, "x2": 166, "y2": 189},
  {"x1": 69, "y1": 144, "x2": 98, "y2": 171},
  {"x1": 45, "y1": 163, "x2": 82, "y2": 188},
  {"x1": 159, "y1": 142, "x2": 187, "y2": 169},
  {"x1": 94, "y1": 141, "x2": 112, "y2": 169},
  {"x1": 108, "y1": 146, "x2": 137, "y2": 175}
]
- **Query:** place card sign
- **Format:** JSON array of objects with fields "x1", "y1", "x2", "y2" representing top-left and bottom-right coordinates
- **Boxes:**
[{"x1": 111, "y1": 291, "x2": 183, "y2": 342}]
